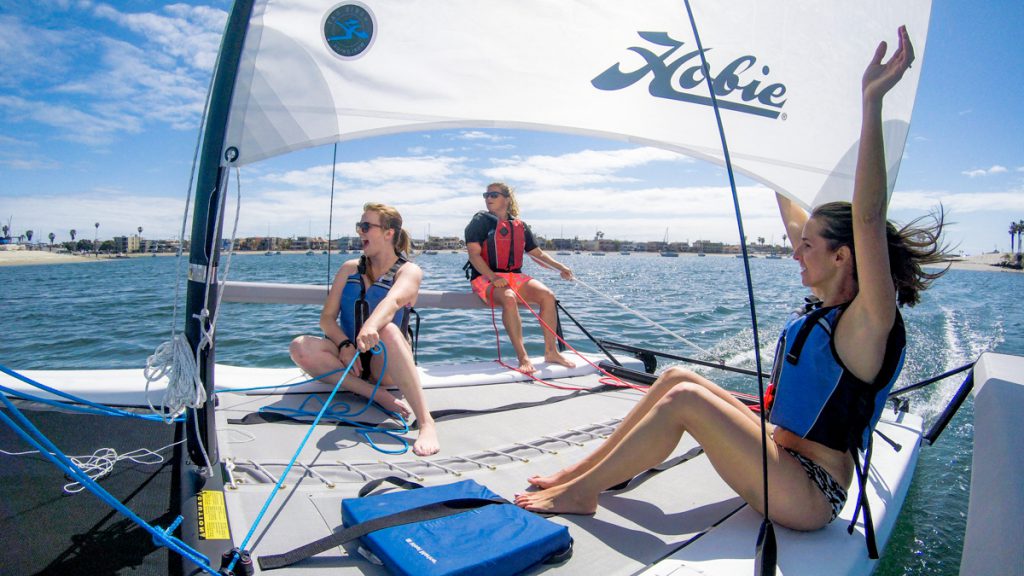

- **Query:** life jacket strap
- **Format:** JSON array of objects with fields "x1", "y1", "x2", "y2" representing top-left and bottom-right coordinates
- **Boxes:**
[
  {"x1": 785, "y1": 304, "x2": 839, "y2": 365},
  {"x1": 846, "y1": 438, "x2": 879, "y2": 559}
]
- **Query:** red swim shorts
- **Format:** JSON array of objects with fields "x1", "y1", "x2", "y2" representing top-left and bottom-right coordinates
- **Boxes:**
[{"x1": 471, "y1": 272, "x2": 533, "y2": 305}]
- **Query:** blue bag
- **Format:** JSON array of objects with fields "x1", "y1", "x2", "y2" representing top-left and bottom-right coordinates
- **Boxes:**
[
  {"x1": 257, "y1": 476, "x2": 572, "y2": 574},
  {"x1": 342, "y1": 477, "x2": 572, "y2": 576}
]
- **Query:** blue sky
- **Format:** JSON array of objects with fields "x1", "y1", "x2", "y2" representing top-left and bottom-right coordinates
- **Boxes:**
[{"x1": 1, "y1": 1, "x2": 1021, "y2": 254}]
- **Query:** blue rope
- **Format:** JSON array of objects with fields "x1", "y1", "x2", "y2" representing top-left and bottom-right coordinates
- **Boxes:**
[
  {"x1": 227, "y1": 345, "x2": 385, "y2": 573},
  {"x1": 0, "y1": 393, "x2": 217, "y2": 575},
  {"x1": 0, "y1": 364, "x2": 183, "y2": 423},
  {"x1": 256, "y1": 349, "x2": 412, "y2": 455}
]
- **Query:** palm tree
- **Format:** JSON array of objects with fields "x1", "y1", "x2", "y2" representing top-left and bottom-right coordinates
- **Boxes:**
[
  {"x1": 2, "y1": 224, "x2": 8, "y2": 239},
  {"x1": 138, "y1": 226, "x2": 144, "y2": 253},
  {"x1": 1017, "y1": 220, "x2": 1023, "y2": 257},
  {"x1": 48, "y1": 232, "x2": 55, "y2": 251},
  {"x1": 25, "y1": 230, "x2": 33, "y2": 244},
  {"x1": 1010, "y1": 222, "x2": 1017, "y2": 255},
  {"x1": 70, "y1": 229, "x2": 77, "y2": 242},
  {"x1": 94, "y1": 222, "x2": 100, "y2": 258}
]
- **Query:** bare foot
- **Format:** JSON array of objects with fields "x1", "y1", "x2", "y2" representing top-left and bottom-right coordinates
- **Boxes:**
[
  {"x1": 544, "y1": 352, "x2": 576, "y2": 369},
  {"x1": 527, "y1": 464, "x2": 585, "y2": 489},
  {"x1": 517, "y1": 356, "x2": 537, "y2": 374},
  {"x1": 412, "y1": 423, "x2": 440, "y2": 456},
  {"x1": 513, "y1": 484, "x2": 598, "y2": 515}
]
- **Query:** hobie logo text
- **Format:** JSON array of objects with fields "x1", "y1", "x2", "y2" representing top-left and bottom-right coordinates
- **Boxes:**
[{"x1": 592, "y1": 32, "x2": 787, "y2": 119}]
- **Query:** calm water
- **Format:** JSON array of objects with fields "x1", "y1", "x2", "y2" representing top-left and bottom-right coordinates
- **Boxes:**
[{"x1": 2, "y1": 252, "x2": 1022, "y2": 575}]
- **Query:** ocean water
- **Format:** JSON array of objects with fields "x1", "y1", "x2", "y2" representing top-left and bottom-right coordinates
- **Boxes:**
[{"x1": 2, "y1": 252, "x2": 1021, "y2": 575}]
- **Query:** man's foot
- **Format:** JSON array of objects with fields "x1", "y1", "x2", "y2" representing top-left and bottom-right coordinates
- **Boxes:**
[
  {"x1": 544, "y1": 352, "x2": 576, "y2": 369},
  {"x1": 412, "y1": 423, "x2": 440, "y2": 456},
  {"x1": 513, "y1": 484, "x2": 598, "y2": 515},
  {"x1": 517, "y1": 356, "x2": 537, "y2": 374}
]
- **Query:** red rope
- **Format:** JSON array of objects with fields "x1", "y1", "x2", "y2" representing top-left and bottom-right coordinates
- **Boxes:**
[{"x1": 484, "y1": 280, "x2": 646, "y2": 393}]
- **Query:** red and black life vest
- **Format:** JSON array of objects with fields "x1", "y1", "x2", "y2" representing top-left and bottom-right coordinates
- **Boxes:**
[{"x1": 479, "y1": 212, "x2": 526, "y2": 272}]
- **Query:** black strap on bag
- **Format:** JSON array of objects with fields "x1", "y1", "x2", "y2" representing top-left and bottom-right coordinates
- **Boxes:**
[{"x1": 257, "y1": 477, "x2": 504, "y2": 571}]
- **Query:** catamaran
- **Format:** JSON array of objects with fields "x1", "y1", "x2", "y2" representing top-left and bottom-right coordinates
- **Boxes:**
[{"x1": 2, "y1": 1, "x2": 1019, "y2": 575}]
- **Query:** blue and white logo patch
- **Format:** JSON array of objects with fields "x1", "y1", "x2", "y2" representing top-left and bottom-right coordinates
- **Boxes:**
[{"x1": 323, "y1": 3, "x2": 376, "y2": 59}]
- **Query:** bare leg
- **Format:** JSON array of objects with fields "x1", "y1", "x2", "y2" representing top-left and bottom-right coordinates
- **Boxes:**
[
  {"x1": 289, "y1": 335, "x2": 409, "y2": 417},
  {"x1": 516, "y1": 378, "x2": 833, "y2": 529},
  {"x1": 492, "y1": 288, "x2": 535, "y2": 373},
  {"x1": 527, "y1": 367, "x2": 758, "y2": 488},
  {"x1": 374, "y1": 324, "x2": 439, "y2": 456},
  {"x1": 519, "y1": 279, "x2": 574, "y2": 368}
]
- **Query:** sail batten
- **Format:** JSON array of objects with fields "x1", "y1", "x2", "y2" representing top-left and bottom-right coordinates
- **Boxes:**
[{"x1": 223, "y1": 0, "x2": 931, "y2": 209}]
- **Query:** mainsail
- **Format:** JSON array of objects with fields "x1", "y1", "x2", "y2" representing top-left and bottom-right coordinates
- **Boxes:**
[{"x1": 221, "y1": 0, "x2": 931, "y2": 209}]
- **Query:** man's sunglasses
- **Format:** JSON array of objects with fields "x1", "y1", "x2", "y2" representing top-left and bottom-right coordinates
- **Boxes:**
[
  {"x1": 482, "y1": 191, "x2": 509, "y2": 199},
  {"x1": 355, "y1": 221, "x2": 385, "y2": 233}
]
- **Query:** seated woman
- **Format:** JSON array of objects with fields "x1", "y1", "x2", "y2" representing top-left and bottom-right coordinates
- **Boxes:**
[
  {"x1": 516, "y1": 27, "x2": 948, "y2": 530},
  {"x1": 465, "y1": 182, "x2": 575, "y2": 373},
  {"x1": 290, "y1": 202, "x2": 439, "y2": 456}
]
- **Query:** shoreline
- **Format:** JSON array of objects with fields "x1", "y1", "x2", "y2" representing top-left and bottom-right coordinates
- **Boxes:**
[{"x1": 1, "y1": 247, "x2": 1020, "y2": 274}]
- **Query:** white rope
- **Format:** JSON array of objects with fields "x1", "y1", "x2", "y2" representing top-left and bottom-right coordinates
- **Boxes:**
[
  {"x1": 571, "y1": 276, "x2": 719, "y2": 359},
  {"x1": 144, "y1": 335, "x2": 204, "y2": 421},
  {"x1": 2, "y1": 440, "x2": 185, "y2": 494}
]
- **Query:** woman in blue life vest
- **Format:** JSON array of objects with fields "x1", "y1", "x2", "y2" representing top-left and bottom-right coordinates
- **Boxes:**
[
  {"x1": 465, "y1": 182, "x2": 575, "y2": 374},
  {"x1": 290, "y1": 203, "x2": 439, "y2": 456},
  {"x1": 516, "y1": 27, "x2": 949, "y2": 532}
]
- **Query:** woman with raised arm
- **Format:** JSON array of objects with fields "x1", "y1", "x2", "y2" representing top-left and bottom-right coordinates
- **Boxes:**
[
  {"x1": 516, "y1": 27, "x2": 948, "y2": 531},
  {"x1": 464, "y1": 182, "x2": 575, "y2": 373},
  {"x1": 290, "y1": 202, "x2": 439, "y2": 456}
]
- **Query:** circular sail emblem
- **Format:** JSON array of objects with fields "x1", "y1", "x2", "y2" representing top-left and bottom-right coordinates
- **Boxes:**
[{"x1": 323, "y1": 3, "x2": 376, "y2": 59}]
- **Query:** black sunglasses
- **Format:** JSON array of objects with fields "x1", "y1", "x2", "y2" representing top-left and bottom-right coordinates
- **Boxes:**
[
  {"x1": 482, "y1": 191, "x2": 509, "y2": 199},
  {"x1": 355, "y1": 221, "x2": 385, "y2": 233}
]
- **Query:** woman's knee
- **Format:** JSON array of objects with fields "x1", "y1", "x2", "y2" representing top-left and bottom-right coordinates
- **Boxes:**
[
  {"x1": 659, "y1": 381, "x2": 712, "y2": 415},
  {"x1": 289, "y1": 335, "x2": 317, "y2": 363},
  {"x1": 657, "y1": 367, "x2": 699, "y2": 388},
  {"x1": 378, "y1": 323, "x2": 409, "y2": 347}
]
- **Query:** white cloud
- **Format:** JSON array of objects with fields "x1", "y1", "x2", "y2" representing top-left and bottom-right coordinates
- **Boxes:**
[
  {"x1": 92, "y1": 3, "x2": 226, "y2": 72},
  {"x1": 891, "y1": 189, "x2": 1024, "y2": 213},
  {"x1": 455, "y1": 131, "x2": 511, "y2": 142},
  {"x1": 0, "y1": 15, "x2": 72, "y2": 88},
  {"x1": 0, "y1": 4, "x2": 225, "y2": 146},
  {"x1": 484, "y1": 147, "x2": 691, "y2": 188},
  {"x1": 962, "y1": 165, "x2": 1009, "y2": 178}
]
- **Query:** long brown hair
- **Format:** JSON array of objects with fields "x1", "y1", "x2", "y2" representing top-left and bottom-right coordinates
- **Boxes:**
[
  {"x1": 487, "y1": 182, "x2": 520, "y2": 218},
  {"x1": 811, "y1": 201, "x2": 952, "y2": 307}
]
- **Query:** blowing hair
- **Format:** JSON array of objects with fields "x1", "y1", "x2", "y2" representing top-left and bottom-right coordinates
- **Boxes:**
[
  {"x1": 488, "y1": 182, "x2": 520, "y2": 218},
  {"x1": 811, "y1": 201, "x2": 951, "y2": 307},
  {"x1": 363, "y1": 201, "x2": 412, "y2": 259}
]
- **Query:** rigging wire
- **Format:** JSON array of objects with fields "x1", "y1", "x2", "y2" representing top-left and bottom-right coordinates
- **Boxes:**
[
  {"x1": 681, "y1": 1, "x2": 776, "y2": 573},
  {"x1": 0, "y1": 395, "x2": 218, "y2": 575},
  {"x1": 327, "y1": 142, "x2": 338, "y2": 289},
  {"x1": 224, "y1": 348, "x2": 379, "y2": 573},
  {"x1": 570, "y1": 275, "x2": 720, "y2": 361}
]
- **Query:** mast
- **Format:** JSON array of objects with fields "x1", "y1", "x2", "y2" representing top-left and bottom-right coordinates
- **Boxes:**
[{"x1": 184, "y1": 0, "x2": 256, "y2": 466}]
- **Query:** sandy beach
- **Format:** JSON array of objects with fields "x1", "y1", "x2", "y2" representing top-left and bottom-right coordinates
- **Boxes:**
[
  {"x1": 1, "y1": 247, "x2": 1020, "y2": 273},
  {"x1": 0, "y1": 249, "x2": 169, "y2": 266}
]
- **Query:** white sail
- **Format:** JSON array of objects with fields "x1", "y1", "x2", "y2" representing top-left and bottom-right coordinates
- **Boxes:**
[{"x1": 223, "y1": 0, "x2": 931, "y2": 209}]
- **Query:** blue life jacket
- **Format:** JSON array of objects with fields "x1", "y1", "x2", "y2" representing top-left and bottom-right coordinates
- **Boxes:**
[
  {"x1": 768, "y1": 302, "x2": 905, "y2": 452},
  {"x1": 339, "y1": 256, "x2": 410, "y2": 340},
  {"x1": 767, "y1": 298, "x2": 906, "y2": 559}
]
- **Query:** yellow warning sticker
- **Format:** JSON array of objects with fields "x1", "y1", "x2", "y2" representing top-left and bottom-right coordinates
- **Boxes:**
[{"x1": 197, "y1": 490, "x2": 231, "y2": 540}]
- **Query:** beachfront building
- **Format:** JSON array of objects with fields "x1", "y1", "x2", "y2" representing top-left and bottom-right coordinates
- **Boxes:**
[{"x1": 112, "y1": 235, "x2": 141, "y2": 254}]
